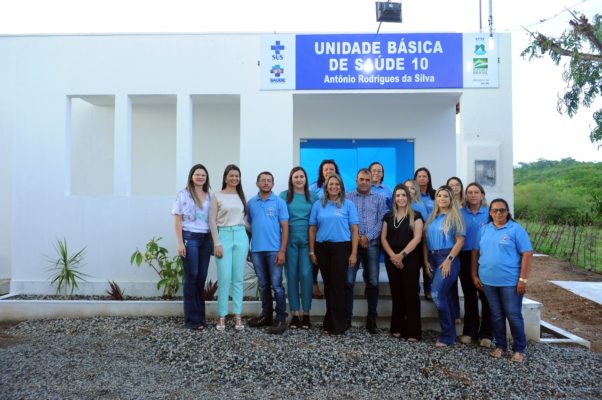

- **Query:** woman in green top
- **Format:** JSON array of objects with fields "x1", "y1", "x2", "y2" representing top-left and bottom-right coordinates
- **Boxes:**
[{"x1": 280, "y1": 166, "x2": 319, "y2": 329}]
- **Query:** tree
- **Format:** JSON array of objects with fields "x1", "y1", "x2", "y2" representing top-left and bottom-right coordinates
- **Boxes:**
[{"x1": 521, "y1": 12, "x2": 602, "y2": 148}]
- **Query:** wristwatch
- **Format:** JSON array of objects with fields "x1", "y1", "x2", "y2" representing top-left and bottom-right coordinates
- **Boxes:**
[
  {"x1": 401, "y1": 251, "x2": 407, "y2": 257},
  {"x1": 447, "y1": 255, "x2": 454, "y2": 261},
  {"x1": 519, "y1": 278, "x2": 528, "y2": 284}
]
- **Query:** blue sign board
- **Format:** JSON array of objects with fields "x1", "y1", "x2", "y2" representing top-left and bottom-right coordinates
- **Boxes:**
[{"x1": 295, "y1": 33, "x2": 463, "y2": 90}]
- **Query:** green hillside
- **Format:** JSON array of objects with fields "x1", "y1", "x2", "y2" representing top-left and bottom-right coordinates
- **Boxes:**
[{"x1": 514, "y1": 158, "x2": 602, "y2": 223}]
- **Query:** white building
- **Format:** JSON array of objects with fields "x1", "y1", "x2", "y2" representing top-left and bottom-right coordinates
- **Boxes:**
[{"x1": 0, "y1": 32, "x2": 513, "y2": 295}]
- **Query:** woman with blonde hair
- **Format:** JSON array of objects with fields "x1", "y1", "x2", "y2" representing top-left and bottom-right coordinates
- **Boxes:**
[
  {"x1": 381, "y1": 184, "x2": 424, "y2": 341},
  {"x1": 404, "y1": 179, "x2": 429, "y2": 219},
  {"x1": 309, "y1": 174, "x2": 359, "y2": 335},
  {"x1": 423, "y1": 185, "x2": 465, "y2": 347},
  {"x1": 209, "y1": 164, "x2": 249, "y2": 331}
]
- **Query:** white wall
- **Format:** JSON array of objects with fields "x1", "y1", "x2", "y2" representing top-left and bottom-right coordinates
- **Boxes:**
[
  {"x1": 0, "y1": 39, "x2": 15, "y2": 282},
  {"x1": 459, "y1": 35, "x2": 513, "y2": 209},
  {"x1": 1, "y1": 33, "x2": 513, "y2": 295}
]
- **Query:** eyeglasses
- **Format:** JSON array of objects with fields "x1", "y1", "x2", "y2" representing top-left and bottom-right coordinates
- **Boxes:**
[{"x1": 491, "y1": 208, "x2": 507, "y2": 214}]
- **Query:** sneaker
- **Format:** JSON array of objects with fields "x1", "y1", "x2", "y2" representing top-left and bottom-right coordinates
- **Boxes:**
[
  {"x1": 459, "y1": 335, "x2": 472, "y2": 345},
  {"x1": 267, "y1": 320, "x2": 287, "y2": 335},
  {"x1": 247, "y1": 315, "x2": 273, "y2": 328},
  {"x1": 289, "y1": 315, "x2": 301, "y2": 329},
  {"x1": 511, "y1": 352, "x2": 526, "y2": 363},
  {"x1": 479, "y1": 338, "x2": 492, "y2": 348},
  {"x1": 301, "y1": 315, "x2": 311, "y2": 330}
]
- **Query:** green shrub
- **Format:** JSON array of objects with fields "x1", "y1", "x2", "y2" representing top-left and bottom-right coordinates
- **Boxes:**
[{"x1": 130, "y1": 237, "x2": 183, "y2": 299}]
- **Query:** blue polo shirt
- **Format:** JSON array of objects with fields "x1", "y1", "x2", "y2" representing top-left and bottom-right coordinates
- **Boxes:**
[
  {"x1": 247, "y1": 193, "x2": 289, "y2": 252},
  {"x1": 425, "y1": 212, "x2": 465, "y2": 250},
  {"x1": 476, "y1": 220, "x2": 533, "y2": 287},
  {"x1": 309, "y1": 199, "x2": 359, "y2": 243},
  {"x1": 411, "y1": 201, "x2": 429, "y2": 220},
  {"x1": 461, "y1": 206, "x2": 489, "y2": 251},
  {"x1": 309, "y1": 182, "x2": 325, "y2": 199},
  {"x1": 421, "y1": 192, "x2": 435, "y2": 216},
  {"x1": 371, "y1": 183, "x2": 392, "y2": 208}
]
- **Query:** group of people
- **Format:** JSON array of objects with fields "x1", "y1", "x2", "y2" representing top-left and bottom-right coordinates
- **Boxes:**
[{"x1": 172, "y1": 160, "x2": 533, "y2": 362}]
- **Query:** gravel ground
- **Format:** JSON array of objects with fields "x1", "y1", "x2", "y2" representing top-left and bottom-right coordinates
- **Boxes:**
[{"x1": 1, "y1": 316, "x2": 601, "y2": 399}]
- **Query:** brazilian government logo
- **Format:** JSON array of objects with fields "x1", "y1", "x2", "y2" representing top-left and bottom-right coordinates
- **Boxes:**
[
  {"x1": 271, "y1": 41, "x2": 285, "y2": 61},
  {"x1": 472, "y1": 58, "x2": 488, "y2": 75},
  {"x1": 474, "y1": 43, "x2": 486, "y2": 56}
]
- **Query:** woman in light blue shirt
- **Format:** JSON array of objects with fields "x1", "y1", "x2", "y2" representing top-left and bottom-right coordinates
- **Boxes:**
[
  {"x1": 423, "y1": 186, "x2": 465, "y2": 347},
  {"x1": 309, "y1": 174, "x2": 359, "y2": 335},
  {"x1": 308, "y1": 159, "x2": 340, "y2": 300},
  {"x1": 458, "y1": 182, "x2": 492, "y2": 346},
  {"x1": 473, "y1": 198, "x2": 533, "y2": 362}
]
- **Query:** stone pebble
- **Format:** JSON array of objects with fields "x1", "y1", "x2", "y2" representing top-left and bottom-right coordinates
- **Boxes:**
[{"x1": 1, "y1": 316, "x2": 601, "y2": 399}]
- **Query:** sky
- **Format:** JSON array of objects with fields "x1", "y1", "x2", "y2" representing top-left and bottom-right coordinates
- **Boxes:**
[{"x1": 1, "y1": 0, "x2": 600, "y2": 164}]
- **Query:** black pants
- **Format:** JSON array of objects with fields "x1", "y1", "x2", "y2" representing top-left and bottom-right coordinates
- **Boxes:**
[
  {"x1": 385, "y1": 258, "x2": 422, "y2": 340},
  {"x1": 316, "y1": 241, "x2": 351, "y2": 335},
  {"x1": 459, "y1": 250, "x2": 492, "y2": 339}
]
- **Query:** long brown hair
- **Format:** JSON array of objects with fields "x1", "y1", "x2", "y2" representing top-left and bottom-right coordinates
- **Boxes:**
[
  {"x1": 222, "y1": 164, "x2": 247, "y2": 216},
  {"x1": 286, "y1": 166, "x2": 311, "y2": 203},
  {"x1": 186, "y1": 164, "x2": 211, "y2": 208}
]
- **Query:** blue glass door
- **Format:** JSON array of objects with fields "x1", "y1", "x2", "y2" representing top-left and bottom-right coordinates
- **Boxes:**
[{"x1": 300, "y1": 139, "x2": 414, "y2": 192}]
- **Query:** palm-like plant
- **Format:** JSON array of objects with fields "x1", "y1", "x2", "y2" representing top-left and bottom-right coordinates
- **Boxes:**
[{"x1": 47, "y1": 238, "x2": 89, "y2": 296}]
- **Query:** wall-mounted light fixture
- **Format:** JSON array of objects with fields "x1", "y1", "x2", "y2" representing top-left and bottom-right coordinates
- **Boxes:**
[{"x1": 376, "y1": 1, "x2": 402, "y2": 33}]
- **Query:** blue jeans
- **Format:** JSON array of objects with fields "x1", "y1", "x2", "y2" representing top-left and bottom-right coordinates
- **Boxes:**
[
  {"x1": 285, "y1": 228, "x2": 313, "y2": 313},
  {"x1": 429, "y1": 249, "x2": 461, "y2": 345},
  {"x1": 346, "y1": 242, "x2": 380, "y2": 321},
  {"x1": 482, "y1": 285, "x2": 526, "y2": 353},
  {"x1": 252, "y1": 251, "x2": 287, "y2": 322},
  {"x1": 216, "y1": 225, "x2": 248, "y2": 317},
  {"x1": 181, "y1": 231, "x2": 212, "y2": 328}
]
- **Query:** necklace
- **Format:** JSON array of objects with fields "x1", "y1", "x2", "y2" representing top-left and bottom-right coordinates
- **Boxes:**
[{"x1": 393, "y1": 213, "x2": 407, "y2": 229}]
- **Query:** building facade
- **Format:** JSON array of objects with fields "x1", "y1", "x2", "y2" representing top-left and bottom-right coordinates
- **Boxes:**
[{"x1": 0, "y1": 32, "x2": 513, "y2": 295}]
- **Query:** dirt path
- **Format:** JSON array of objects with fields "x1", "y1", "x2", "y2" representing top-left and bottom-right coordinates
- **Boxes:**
[{"x1": 527, "y1": 255, "x2": 602, "y2": 352}]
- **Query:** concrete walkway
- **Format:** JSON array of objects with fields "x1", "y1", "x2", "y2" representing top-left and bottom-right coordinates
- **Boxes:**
[{"x1": 550, "y1": 281, "x2": 602, "y2": 306}]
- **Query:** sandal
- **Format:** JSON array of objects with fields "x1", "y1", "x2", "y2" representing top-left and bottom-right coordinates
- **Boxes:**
[
  {"x1": 301, "y1": 315, "x2": 311, "y2": 330},
  {"x1": 435, "y1": 341, "x2": 448, "y2": 348},
  {"x1": 216, "y1": 317, "x2": 226, "y2": 331},
  {"x1": 511, "y1": 352, "x2": 526, "y2": 363},
  {"x1": 391, "y1": 332, "x2": 401, "y2": 338},
  {"x1": 490, "y1": 348, "x2": 504, "y2": 358},
  {"x1": 234, "y1": 315, "x2": 245, "y2": 331},
  {"x1": 290, "y1": 315, "x2": 301, "y2": 329}
]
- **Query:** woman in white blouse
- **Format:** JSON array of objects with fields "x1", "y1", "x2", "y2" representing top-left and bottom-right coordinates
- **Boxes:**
[{"x1": 209, "y1": 164, "x2": 249, "y2": 331}]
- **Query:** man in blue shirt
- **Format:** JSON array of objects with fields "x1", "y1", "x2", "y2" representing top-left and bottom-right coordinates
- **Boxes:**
[
  {"x1": 346, "y1": 168, "x2": 387, "y2": 333},
  {"x1": 247, "y1": 171, "x2": 289, "y2": 334}
]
